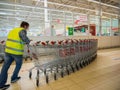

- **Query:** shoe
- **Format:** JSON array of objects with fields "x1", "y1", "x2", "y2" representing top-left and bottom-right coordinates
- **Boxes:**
[
  {"x1": 11, "y1": 77, "x2": 21, "y2": 83},
  {"x1": 0, "y1": 84, "x2": 10, "y2": 90}
]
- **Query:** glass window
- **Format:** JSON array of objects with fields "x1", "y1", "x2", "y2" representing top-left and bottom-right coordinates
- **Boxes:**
[
  {"x1": 111, "y1": 19, "x2": 119, "y2": 36},
  {"x1": 101, "y1": 18, "x2": 111, "y2": 36},
  {"x1": 51, "y1": 11, "x2": 65, "y2": 36}
]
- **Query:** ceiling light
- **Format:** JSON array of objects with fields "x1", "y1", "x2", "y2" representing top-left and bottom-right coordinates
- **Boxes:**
[
  {"x1": 0, "y1": 12, "x2": 8, "y2": 15},
  {"x1": 16, "y1": 17, "x2": 22, "y2": 20},
  {"x1": 88, "y1": 0, "x2": 120, "y2": 9}
]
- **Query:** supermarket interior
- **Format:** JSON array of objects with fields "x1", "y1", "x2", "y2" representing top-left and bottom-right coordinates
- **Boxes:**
[{"x1": 0, "y1": 0, "x2": 120, "y2": 90}]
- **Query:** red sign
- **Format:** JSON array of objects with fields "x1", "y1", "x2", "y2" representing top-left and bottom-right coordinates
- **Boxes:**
[
  {"x1": 112, "y1": 28, "x2": 119, "y2": 31},
  {"x1": 75, "y1": 15, "x2": 87, "y2": 25},
  {"x1": 56, "y1": 19, "x2": 61, "y2": 23},
  {"x1": 79, "y1": 15, "x2": 87, "y2": 22}
]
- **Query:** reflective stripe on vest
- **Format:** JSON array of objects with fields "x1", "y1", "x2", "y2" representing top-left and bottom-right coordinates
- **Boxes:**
[
  {"x1": 6, "y1": 46, "x2": 24, "y2": 52},
  {"x1": 7, "y1": 39, "x2": 24, "y2": 45}
]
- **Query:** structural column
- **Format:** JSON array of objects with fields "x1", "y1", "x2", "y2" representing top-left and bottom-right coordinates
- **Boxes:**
[
  {"x1": 99, "y1": 0, "x2": 102, "y2": 36},
  {"x1": 87, "y1": 12, "x2": 90, "y2": 36},
  {"x1": 118, "y1": 0, "x2": 120, "y2": 33},
  {"x1": 109, "y1": 17, "x2": 112, "y2": 36},
  {"x1": 44, "y1": 0, "x2": 51, "y2": 36}
]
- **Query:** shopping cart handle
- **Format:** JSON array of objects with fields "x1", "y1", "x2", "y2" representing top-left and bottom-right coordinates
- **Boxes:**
[
  {"x1": 35, "y1": 41, "x2": 41, "y2": 46},
  {"x1": 49, "y1": 41, "x2": 56, "y2": 45},
  {"x1": 46, "y1": 41, "x2": 49, "y2": 44},
  {"x1": 1, "y1": 40, "x2": 5, "y2": 44},
  {"x1": 40, "y1": 42, "x2": 46, "y2": 46}
]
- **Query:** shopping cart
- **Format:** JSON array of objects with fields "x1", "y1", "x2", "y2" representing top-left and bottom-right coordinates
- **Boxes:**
[
  {"x1": 28, "y1": 40, "x2": 63, "y2": 86},
  {"x1": 28, "y1": 39, "x2": 98, "y2": 86}
]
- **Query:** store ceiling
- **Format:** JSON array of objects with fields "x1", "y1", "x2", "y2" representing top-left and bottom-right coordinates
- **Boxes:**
[
  {"x1": 0, "y1": 0, "x2": 120, "y2": 29},
  {"x1": 95, "y1": 0, "x2": 120, "y2": 7}
]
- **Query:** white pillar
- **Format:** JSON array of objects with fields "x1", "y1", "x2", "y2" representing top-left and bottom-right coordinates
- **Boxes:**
[
  {"x1": 110, "y1": 17, "x2": 112, "y2": 36},
  {"x1": 118, "y1": 1, "x2": 120, "y2": 33},
  {"x1": 87, "y1": 12, "x2": 90, "y2": 36},
  {"x1": 99, "y1": 0, "x2": 102, "y2": 36},
  {"x1": 44, "y1": 0, "x2": 51, "y2": 36},
  {"x1": 64, "y1": 11, "x2": 66, "y2": 36},
  {"x1": 44, "y1": 0, "x2": 48, "y2": 22}
]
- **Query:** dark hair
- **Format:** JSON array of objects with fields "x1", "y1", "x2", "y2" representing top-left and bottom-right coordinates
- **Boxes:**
[{"x1": 20, "y1": 21, "x2": 29, "y2": 28}]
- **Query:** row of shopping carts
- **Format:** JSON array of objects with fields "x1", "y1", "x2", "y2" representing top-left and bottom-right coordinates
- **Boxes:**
[
  {"x1": 0, "y1": 39, "x2": 98, "y2": 86},
  {"x1": 28, "y1": 39, "x2": 98, "y2": 86}
]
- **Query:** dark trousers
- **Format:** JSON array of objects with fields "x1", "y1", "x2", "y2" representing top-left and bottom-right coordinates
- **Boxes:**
[{"x1": 0, "y1": 53, "x2": 23, "y2": 87}]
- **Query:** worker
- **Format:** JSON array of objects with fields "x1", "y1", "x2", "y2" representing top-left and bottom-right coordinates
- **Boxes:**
[
  {"x1": 0, "y1": 21, "x2": 30, "y2": 90},
  {"x1": 51, "y1": 25, "x2": 56, "y2": 36}
]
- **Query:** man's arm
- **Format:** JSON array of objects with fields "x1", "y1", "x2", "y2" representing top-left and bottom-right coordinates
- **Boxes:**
[{"x1": 19, "y1": 30, "x2": 30, "y2": 44}]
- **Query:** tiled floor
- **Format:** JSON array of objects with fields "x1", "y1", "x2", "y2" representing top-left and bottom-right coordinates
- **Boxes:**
[{"x1": 0, "y1": 48, "x2": 120, "y2": 90}]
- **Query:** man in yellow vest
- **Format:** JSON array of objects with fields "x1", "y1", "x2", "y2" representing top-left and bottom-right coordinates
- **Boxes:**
[{"x1": 0, "y1": 21, "x2": 30, "y2": 90}]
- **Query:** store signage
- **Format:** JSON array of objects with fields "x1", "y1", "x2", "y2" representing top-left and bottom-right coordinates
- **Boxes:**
[
  {"x1": 79, "y1": 15, "x2": 87, "y2": 22},
  {"x1": 56, "y1": 19, "x2": 61, "y2": 23},
  {"x1": 68, "y1": 27, "x2": 74, "y2": 35},
  {"x1": 75, "y1": 15, "x2": 87, "y2": 25},
  {"x1": 66, "y1": 26, "x2": 74, "y2": 36},
  {"x1": 77, "y1": 15, "x2": 87, "y2": 22},
  {"x1": 112, "y1": 28, "x2": 119, "y2": 31}
]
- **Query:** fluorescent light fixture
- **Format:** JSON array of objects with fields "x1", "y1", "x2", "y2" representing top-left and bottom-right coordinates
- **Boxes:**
[
  {"x1": 16, "y1": 17, "x2": 22, "y2": 20},
  {"x1": 0, "y1": 12, "x2": 8, "y2": 15},
  {"x1": 32, "y1": 0, "x2": 41, "y2": 1},
  {"x1": 0, "y1": 8, "x2": 44, "y2": 15},
  {"x1": 88, "y1": 0, "x2": 120, "y2": 9}
]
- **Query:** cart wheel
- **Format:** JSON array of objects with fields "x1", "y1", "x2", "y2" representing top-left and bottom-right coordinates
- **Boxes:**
[
  {"x1": 91, "y1": 58, "x2": 94, "y2": 62},
  {"x1": 88, "y1": 59, "x2": 90, "y2": 64},
  {"x1": 87, "y1": 59, "x2": 90, "y2": 64},
  {"x1": 85, "y1": 60, "x2": 88, "y2": 66},
  {"x1": 83, "y1": 61, "x2": 86, "y2": 66},
  {"x1": 81, "y1": 61, "x2": 85, "y2": 67},
  {"x1": 0, "y1": 59, "x2": 4, "y2": 63},
  {"x1": 95, "y1": 54, "x2": 97, "y2": 58},
  {"x1": 37, "y1": 70, "x2": 39, "y2": 77},
  {"x1": 30, "y1": 58, "x2": 32, "y2": 61},
  {"x1": 76, "y1": 64, "x2": 79, "y2": 70},
  {"x1": 0, "y1": 61, "x2": 2, "y2": 64},
  {"x1": 29, "y1": 71, "x2": 32, "y2": 79},
  {"x1": 50, "y1": 68, "x2": 53, "y2": 73},
  {"x1": 79, "y1": 63, "x2": 83, "y2": 68},
  {"x1": 71, "y1": 65, "x2": 75, "y2": 73},
  {"x1": 25, "y1": 57, "x2": 27, "y2": 61},
  {"x1": 36, "y1": 78, "x2": 39, "y2": 87},
  {"x1": 44, "y1": 69, "x2": 46, "y2": 75},
  {"x1": 61, "y1": 71, "x2": 64, "y2": 78},
  {"x1": 66, "y1": 68, "x2": 70, "y2": 75},
  {"x1": 90, "y1": 58, "x2": 92, "y2": 62},
  {"x1": 56, "y1": 67, "x2": 59, "y2": 73},
  {"x1": 54, "y1": 72, "x2": 57, "y2": 80},
  {"x1": 45, "y1": 74, "x2": 49, "y2": 84}
]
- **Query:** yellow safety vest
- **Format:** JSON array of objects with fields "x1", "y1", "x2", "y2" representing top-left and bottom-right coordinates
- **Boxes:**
[{"x1": 5, "y1": 27, "x2": 25, "y2": 55}]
